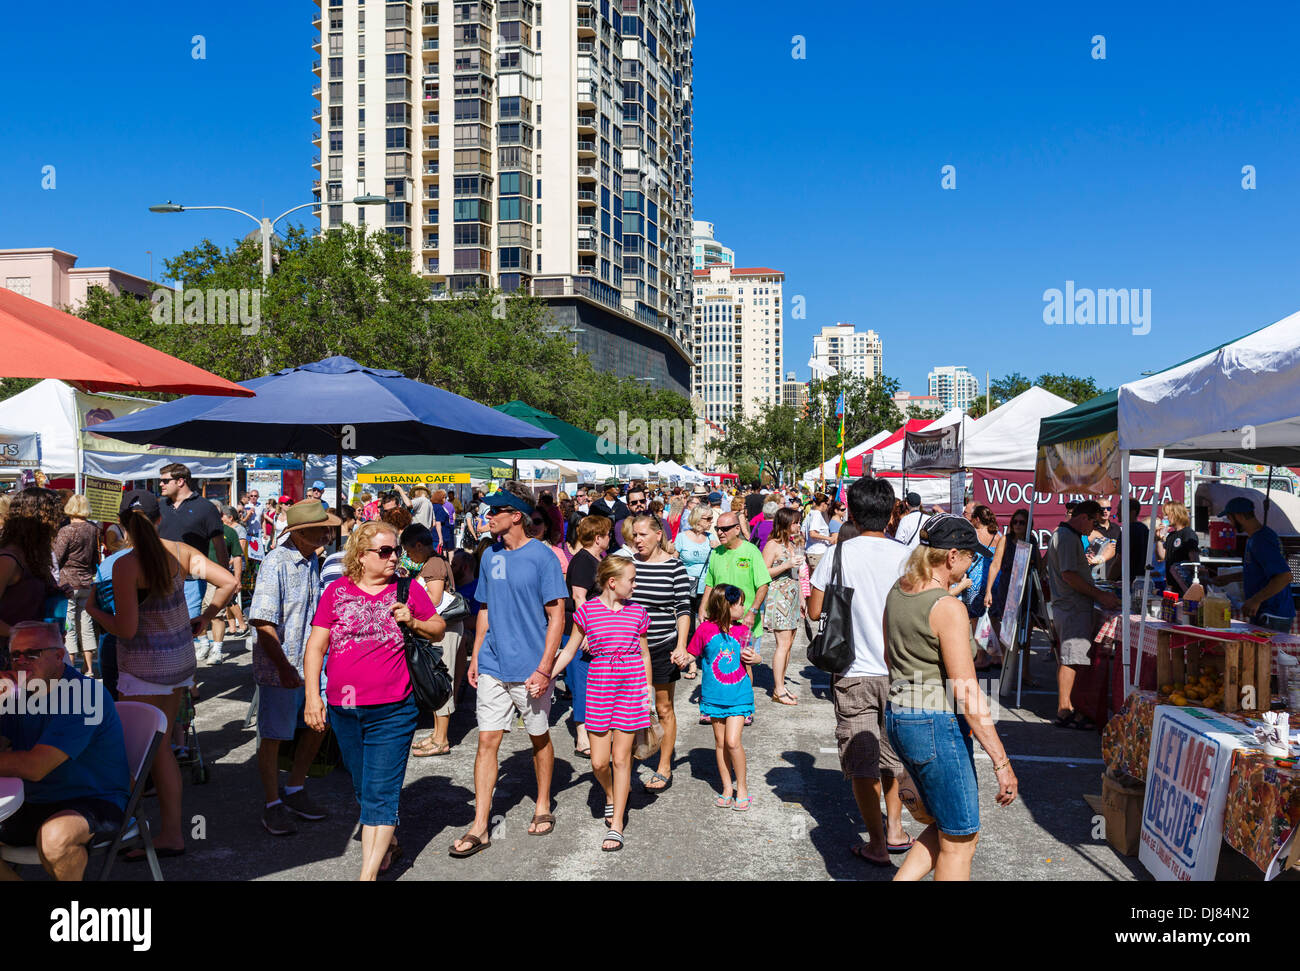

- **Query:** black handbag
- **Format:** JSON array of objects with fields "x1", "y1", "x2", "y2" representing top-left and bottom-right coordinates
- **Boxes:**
[
  {"x1": 396, "y1": 577, "x2": 454, "y2": 713},
  {"x1": 438, "y1": 590, "x2": 471, "y2": 622},
  {"x1": 807, "y1": 540, "x2": 855, "y2": 675}
]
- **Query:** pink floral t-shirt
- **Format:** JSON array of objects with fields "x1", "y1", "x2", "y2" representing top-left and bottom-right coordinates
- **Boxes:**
[{"x1": 312, "y1": 577, "x2": 437, "y2": 706}]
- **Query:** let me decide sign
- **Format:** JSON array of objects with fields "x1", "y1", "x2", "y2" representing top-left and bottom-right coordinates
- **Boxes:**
[{"x1": 1138, "y1": 706, "x2": 1244, "y2": 880}]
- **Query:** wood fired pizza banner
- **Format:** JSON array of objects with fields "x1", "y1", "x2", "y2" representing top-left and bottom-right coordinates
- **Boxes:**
[
  {"x1": 1035, "y1": 431, "x2": 1120, "y2": 495},
  {"x1": 971, "y1": 468, "x2": 1186, "y2": 546}
]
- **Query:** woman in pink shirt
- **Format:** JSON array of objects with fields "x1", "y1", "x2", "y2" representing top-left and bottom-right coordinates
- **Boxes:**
[{"x1": 304, "y1": 521, "x2": 444, "y2": 880}]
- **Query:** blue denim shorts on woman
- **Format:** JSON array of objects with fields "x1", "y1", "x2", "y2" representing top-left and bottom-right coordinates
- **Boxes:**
[
  {"x1": 329, "y1": 694, "x2": 419, "y2": 827},
  {"x1": 885, "y1": 705, "x2": 980, "y2": 836}
]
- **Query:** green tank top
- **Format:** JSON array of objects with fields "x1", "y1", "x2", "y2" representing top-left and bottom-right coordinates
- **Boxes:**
[{"x1": 885, "y1": 581, "x2": 974, "y2": 711}]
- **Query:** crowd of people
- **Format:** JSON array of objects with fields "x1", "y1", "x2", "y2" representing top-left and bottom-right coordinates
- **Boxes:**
[{"x1": 2, "y1": 463, "x2": 1282, "y2": 882}]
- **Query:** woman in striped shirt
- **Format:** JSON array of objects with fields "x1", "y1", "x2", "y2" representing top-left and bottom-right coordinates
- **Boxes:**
[
  {"x1": 629, "y1": 514, "x2": 693, "y2": 793},
  {"x1": 548, "y1": 556, "x2": 652, "y2": 852}
]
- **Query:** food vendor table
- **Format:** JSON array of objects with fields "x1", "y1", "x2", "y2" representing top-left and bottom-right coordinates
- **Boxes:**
[
  {"x1": 1102, "y1": 691, "x2": 1299, "y2": 877},
  {"x1": 0, "y1": 777, "x2": 22, "y2": 823}
]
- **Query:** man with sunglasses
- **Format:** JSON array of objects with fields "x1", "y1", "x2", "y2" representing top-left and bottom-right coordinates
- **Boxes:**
[
  {"x1": 451, "y1": 482, "x2": 568, "y2": 856},
  {"x1": 701, "y1": 511, "x2": 772, "y2": 658},
  {"x1": 0, "y1": 621, "x2": 129, "y2": 881},
  {"x1": 157, "y1": 463, "x2": 228, "y2": 657},
  {"x1": 1045, "y1": 500, "x2": 1120, "y2": 730}
]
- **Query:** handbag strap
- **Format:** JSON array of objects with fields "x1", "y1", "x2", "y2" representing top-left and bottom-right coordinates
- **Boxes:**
[
  {"x1": 396, "y1": 575, "x2": 411, "y2": 605},
  {"x1": 831, "y1": 536, "x2": 846, "y2": 588}
]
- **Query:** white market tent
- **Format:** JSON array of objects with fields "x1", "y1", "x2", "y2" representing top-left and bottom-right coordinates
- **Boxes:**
[
  {"x1": 802, "y1": 427, "x2": 892, "y2": 482},
  {"x1": 962, "y1": 387, "x2": 1074, "y2": 469},
  {"x1": 877, "y1": 408, "x2": 969, "y2": 471},
  {"x1": 1115, "y1": 308, "x2": 1300, "y2": 690},
  {"x1": 0, "y1": 379, "x2": 236, "y2": 484}
]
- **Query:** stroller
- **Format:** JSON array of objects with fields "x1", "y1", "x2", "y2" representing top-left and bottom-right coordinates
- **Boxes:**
[{"x1": 174, "y1": 685, "x2": 210, "y2": 784}]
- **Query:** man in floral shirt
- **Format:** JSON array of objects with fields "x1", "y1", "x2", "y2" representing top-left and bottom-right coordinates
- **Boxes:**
[{"x1": 248, "y1": 500, "x2": 338, "y2": 835}]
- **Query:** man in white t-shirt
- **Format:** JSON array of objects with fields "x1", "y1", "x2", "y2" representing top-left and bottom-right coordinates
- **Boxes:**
[
  {"x1": 809, "y1": 476, "x2": 913, "y2": 868},
  {"x1": 895, "y1": 492, "x2": 925, "y2": 550}
]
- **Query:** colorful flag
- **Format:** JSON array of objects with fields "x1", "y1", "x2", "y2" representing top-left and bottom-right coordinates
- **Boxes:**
[{"x1": 835, "y1": 393, "x2": 845, "y2": 417}]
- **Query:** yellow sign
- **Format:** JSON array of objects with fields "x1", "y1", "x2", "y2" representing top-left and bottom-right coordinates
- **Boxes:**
[
  {"x1": 357, "y1": 473, "x2": 473, "y2": 485},
  {"x1": 85, "y1": 476, "x2": 123, "y2": 525}
]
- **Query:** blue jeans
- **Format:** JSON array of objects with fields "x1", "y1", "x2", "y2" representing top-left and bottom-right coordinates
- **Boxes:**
[
  {"x1": 885, "y1": 705, "x2": 980, "y2": 836},
  {"x1": 567, "y1": 648, "x2": 591, "y2": 725},
  {"x1": 329, "y1": 694, "x2": 419, "y2": 827}
]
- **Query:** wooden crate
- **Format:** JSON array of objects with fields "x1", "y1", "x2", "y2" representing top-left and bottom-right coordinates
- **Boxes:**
[{"x1": 1158, "y1": 633, "x2": 1271, "y2": 713}]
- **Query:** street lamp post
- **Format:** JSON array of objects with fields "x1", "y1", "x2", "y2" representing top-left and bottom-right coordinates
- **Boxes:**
[{"x1": 149, "y1": 195, "x2": 389, "y2": 280}]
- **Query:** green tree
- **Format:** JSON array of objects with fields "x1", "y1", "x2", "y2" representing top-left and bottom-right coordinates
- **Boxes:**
[
  {"x1": 967, "y1": 370, "x2": 1102, "y2": 417},
  {"x1": 59, "y1": 226, "x2": 697, "y2": 456}
]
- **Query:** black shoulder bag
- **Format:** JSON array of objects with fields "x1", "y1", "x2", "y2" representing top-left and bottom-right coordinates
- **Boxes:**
[
  {"x1": 807, "y1": 539, "x2": 855, "y2": 675},
  {"x1": 396, "y1": 577, "x2": 454, "y2": 713}
]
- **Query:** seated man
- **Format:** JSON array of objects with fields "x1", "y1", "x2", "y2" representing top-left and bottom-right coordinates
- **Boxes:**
[{"x1": 0, "y1": 621, "x2": 130, "y2": 881}]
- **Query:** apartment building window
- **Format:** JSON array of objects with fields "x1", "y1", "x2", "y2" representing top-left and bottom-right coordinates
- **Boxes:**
[
  {"x1": 329, "y1": 34, "x2": 343, "y2": 55},
  {"x1": 328, "y1": 81, "x2": 343, "y2": 104},
  {"x1": 386, "y1": 127, "x2": 410, "y2": 148},
  {"x1": 385, "y1": 54, "x2": 408, "y2": 75},
  {"x1": 385, "y1": 179, "x2": 406, "y2": 200},
  {"x1": 358, "y1": 83, "x2": 365, "y2": 104},
  {"x1": 329, "y1": 57, "x2": 343, "y2": 78},
  {"x1": 386, "y1": 28, "x2": 411, "y2": 51},
  {"x1": 386, "y1": 201, "x2": 410, "y2": 223},
  {"x1": 4, "y1": 277, "x2": 32, "y2": 297},
  {"x1": 385, "y1": 152, "x2": 412, "y2": 176},
  {"x1": 328, "y1": 205, "x2": 343, "y2": 227},
  {"x1": 387, "y1": 4, "x2": 412, "y2": 27},
  {"x1": 328, "y1": 155, "x2": 343, "y2": 178},
  {"x1": 359, "y1": 58, "x2": 367, "y2": 77},
  {"x1": 499, "y1": 248, "x2": 522, "y2": 270}
]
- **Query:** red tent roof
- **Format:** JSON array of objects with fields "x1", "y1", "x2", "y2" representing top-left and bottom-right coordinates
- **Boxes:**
[
  {"x1": 846, "y1": 419, "x2": 933, "y2": 476},
  {"x1": 0, "y1": 287, "x2": 253, "y2": 397}
]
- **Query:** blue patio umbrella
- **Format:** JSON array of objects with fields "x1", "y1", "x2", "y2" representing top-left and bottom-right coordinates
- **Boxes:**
[{"x1": 89, "y1": 356, "x2": 556, "y2": 508}]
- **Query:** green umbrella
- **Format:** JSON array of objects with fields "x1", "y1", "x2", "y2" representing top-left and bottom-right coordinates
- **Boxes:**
[{"x1": 480, "y1": 400, "x2": 652, "y2": 465}]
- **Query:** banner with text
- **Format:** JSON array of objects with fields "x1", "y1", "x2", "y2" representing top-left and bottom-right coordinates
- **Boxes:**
[
  {"x1": 84, "y1": 476, "x2": 123, "y2": 525},
  {"x1": 1035, "y1": 431, "x2": 1120, "y2": 495},
  {"x1": 1139, "y1": 705, "x2": 1250, "y2": 881},
  {"x1": 0, "y1": 429, "x2": 41, "y2": 468},
  {"x1": 971, "y1": 468, "x2": 1186, "y2": 547},
  {"x1": 904, "y1": 424, "x2": 962, "y2": 473}
]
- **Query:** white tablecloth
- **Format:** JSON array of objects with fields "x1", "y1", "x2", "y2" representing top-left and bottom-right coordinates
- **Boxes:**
[{"x1": 0, "y1": 777, "x2": 23, "y2": 823}]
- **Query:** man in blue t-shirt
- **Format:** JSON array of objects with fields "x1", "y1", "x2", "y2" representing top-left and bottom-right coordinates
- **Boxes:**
[
  {"x1": 1223, "y1": 497, "x2": 1296, "y2": 630},
  {"x1": 451, "y1": 482, "x2": 567, "y2": 857},
  {"x1": 0, "y1": 621, "x2": 130, "y2": 881}
]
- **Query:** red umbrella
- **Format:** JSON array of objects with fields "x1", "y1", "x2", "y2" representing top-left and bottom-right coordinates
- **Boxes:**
[{"x1": 0, "y1": 287, "x2": 254, "y2": 397}]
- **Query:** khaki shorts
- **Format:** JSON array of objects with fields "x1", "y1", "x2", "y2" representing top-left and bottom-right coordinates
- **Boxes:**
[
  {"x1": 476, "y1": 672, "x2": 553, "y2": 736},
  {"x1": 434, "y1": 622, "x2": 463, "y2": 718},
  {"x1": 1054, "y1": 604, "x2": 1097, "y2": 666},
  {"x1": 831, "y1": 674, "x2": 903, "y2": 780},
  {"x1": 201, "y1": 581, "x2": 228, "y2": 621}
]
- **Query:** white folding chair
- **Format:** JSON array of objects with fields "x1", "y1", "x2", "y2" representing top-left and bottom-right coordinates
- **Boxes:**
[{"x1": 0, "y1": 700, "x2": 167, "y2": 881}]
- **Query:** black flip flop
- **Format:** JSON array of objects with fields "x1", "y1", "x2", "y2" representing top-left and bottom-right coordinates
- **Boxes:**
[{"x1": 850, "y1": 844, "x2": 894, "y2": 867}]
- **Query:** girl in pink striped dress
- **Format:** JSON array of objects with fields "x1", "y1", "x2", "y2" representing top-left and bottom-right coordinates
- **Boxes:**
[{"x1": 549, "y1": 556, "x2": 652, "y2": 852}]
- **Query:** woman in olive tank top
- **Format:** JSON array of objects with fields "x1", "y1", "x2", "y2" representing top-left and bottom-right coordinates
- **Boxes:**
[{"x1": 883, "y1": 514, "x2": 1018, "y2": 881}]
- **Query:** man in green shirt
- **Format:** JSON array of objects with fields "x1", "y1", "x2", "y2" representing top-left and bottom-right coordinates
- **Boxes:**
[{"x1": 701, "y1": 510, "x2": 772, "y2": 641}]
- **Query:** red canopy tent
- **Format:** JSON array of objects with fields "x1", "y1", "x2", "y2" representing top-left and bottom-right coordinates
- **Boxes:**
[
  {"x1": 0, "y1": 287, "x2": 253, "y2": 397},
  {"x1": 845, "y1": 419, "x2": 933, "y2": 476}
]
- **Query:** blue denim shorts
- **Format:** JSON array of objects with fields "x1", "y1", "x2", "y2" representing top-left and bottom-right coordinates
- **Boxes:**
[
  {"x1": 885, "y1": 705, "x2": 980, "y2": 836},
  {"x1": 329, "y1": 694, "x2": 419, "y2": 827}
]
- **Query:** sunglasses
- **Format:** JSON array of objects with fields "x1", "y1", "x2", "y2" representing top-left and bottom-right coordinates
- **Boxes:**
[
  {"x1": 158, "y1": 477, "x2": 177, "y2": 484},
  {"x1": 717, "y1": 523, "x2": 739, "y2": 533},
  {"x1": 366, "y1": 546, "x2": 401, "y2": 559},
  {"x1": 10, "y1": 646, "x2": 61, "y2": 660}
]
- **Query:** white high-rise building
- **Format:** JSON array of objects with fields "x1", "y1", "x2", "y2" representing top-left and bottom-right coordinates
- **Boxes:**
[
  {"x1": 810, "y1": 323, "x2": 883, "y2": 382},
  {"x1": 313, "y1": 0, "x2": 696, "y2": 394},
  {"x1": 928, "y1": 365, "x2": 980, "y2": 412},
  {"x1": 691, "y1": 220, "x2": 734, "y2": 269},
  {"x1": 691, "y1": 265, "x2": 783, "y2": 427}
]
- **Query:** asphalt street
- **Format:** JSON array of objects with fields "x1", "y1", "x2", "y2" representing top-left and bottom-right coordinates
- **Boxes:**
[{"x1": 15, "y1": 628, "x2": 1288, "y2": 881}]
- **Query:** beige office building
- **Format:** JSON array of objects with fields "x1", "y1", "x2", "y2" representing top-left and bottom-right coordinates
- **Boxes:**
[{"x1": 691, "y1": 265, "x2": 783, "y2": 428}]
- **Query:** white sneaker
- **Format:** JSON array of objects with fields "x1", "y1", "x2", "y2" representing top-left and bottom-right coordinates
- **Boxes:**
[
  {"x1": 194, "y1": 637, "x2": 211, "y2": 662},
  {"x1": 207, "y1": 644, "x2": 225, "y2": 664}
]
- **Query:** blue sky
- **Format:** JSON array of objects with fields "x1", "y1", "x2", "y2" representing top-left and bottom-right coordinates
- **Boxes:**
[{"x1": 3, "y1": 2, "x2": 1298, "y2": 397}]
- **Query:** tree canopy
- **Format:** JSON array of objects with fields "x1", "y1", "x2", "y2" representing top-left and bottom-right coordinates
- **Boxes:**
[{"x1": 967, "y1": 371, "x2": 1104, "y2": 418}]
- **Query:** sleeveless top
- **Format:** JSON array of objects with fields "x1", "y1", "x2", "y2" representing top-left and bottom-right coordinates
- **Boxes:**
[
  {"x1": 0, "y1": 552, "x2": 53, "y2": 646},
  {"x1": 117, "y1": 564, "x2": 197, "y2": 686},
  {"x1": 675, "y1": 531, "x2": 712, "y2": 595},
  {"x1": 885, "y1": 583, "x2": 974, "y2": 712}
]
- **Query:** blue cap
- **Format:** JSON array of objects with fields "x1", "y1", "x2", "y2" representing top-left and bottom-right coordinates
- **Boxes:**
[
  {"x1": 484, "y1": 490, "x2": 535, "y2": 516},
  {"x1": 707, "y1": 491, "x2": 723, "y2": 504},
  {"x1": 1222, "y1": 497, "x2": 1255, "y2": 517},
  {"x1": 311, "y1": 480, "x2": 325, "y2": 490}
]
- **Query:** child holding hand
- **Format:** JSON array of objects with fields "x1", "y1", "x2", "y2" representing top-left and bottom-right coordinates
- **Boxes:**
[
  {"x1": 548, "y1": 556, "x2": 652, "y2": 852},
  {"x1": 683, "y1": 584, "x2": 760, "y2": 811}
]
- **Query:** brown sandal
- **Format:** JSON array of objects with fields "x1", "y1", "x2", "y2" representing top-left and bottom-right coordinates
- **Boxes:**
[
  {"x1": 528, "y1": 813, "x2": 556, "y2": 836},
  {"x1": 413, "y1": 740, "x2": 451, "y2": 757},
  {"x1": 448, "y1": 832, "x2": 491, "y2": 858},
  {"x1": 771, "y1": 691, "x2": 798, "y2": 706}
]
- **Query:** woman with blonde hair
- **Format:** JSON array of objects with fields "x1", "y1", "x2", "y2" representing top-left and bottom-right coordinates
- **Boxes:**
[
  {"x1": 628, "y1": 513, "x2": 692, "y2": 792},
  {"x1": 1154, "y1": 501, "x2": 1198, "y2": 595},
  {"x1": 303, "y1": 520, "x2": 444, "y2": 879},
  {"x1": 883, "y1": 514, "x2": 1018, "y2": 881},
  {"x1": 53, "y1": 494, "x2": 100, "y2": 675}
]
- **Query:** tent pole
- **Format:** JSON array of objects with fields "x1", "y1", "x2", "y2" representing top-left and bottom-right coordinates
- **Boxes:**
[
  {"x1": 1120, "y1": 451, "x2": 1132, "y2": 699},
  {"x1": 1264, "y1": 465, "x2": 1274, "y2": 528},
  {"x1": 335, "y1": 431, "x2": 344, "y2": 515}
]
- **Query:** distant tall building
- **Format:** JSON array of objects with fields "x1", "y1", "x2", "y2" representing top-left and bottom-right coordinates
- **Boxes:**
[
  {"x1": 692, "y1": 265, "x2": 783, "y2": 427},
  {"x1": 810, "y1": 323, "x2": 883, "y2": 382},
  {"x1": 313, "y1": 0, "x2": 696, "y2": 395},
  {"x1": 927, "y1": 365, "x2": 980, "y2": 412},
  {"x1": 691, "y1": 220, "x2": 734, "y2": 269},
  {"x1": 782, "y1": 371, "x2": 808, "y2": 410},
  {"x1": 893, "y1": 390, "x2": 944, "y2": 416}
]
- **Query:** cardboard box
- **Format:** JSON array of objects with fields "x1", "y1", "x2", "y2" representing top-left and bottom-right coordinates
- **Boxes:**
[{"x1": 1102, "y1": 770, "x2": 1145, "y2": 857}]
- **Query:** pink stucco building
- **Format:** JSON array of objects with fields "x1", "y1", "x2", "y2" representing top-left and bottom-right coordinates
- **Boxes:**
[{"x1": 0, "y1": 247, "x2": 154, "y2": 310}]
